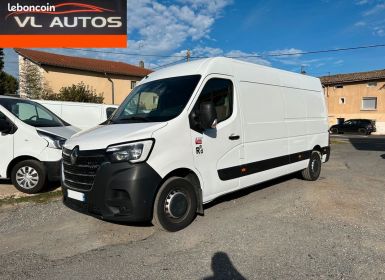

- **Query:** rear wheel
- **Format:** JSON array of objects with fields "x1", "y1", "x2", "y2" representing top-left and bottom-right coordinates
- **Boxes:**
[
  {"x1": 330, "y1": 128, "x2": 338, "y2": 134},
  {"x1": 11, "y1": 160, "x2": 47, "y2": 194},
  {"x1": 301, "y1": 151, "x2": 322, "y2": 181},
  {"x1": 358, "y1": 128, "x2": 368, "y2": 135},
  {"x1": 152, "y1": 177, "x2": 197, "y2": 232}
]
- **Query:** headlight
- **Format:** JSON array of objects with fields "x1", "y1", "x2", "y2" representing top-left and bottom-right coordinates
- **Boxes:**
[
  {"x1": 106, "y1": 139, "x2": 154, "y2": 163},
  {"x1": 37, "y1": 130, "x2": 66, "y2": 149}
]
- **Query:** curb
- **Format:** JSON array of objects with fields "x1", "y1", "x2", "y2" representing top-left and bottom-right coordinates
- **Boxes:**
[{"x1": 0, "y1": 189, "x2": 63, "y2": 208}]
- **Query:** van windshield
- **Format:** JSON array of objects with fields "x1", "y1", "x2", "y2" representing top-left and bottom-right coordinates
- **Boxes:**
[
  {"x1": 0, "y1": 98, "x2": 69, "y2": 127},
  {"x1": 111, "y1": 75, "x2": 201, "y2": 124}
]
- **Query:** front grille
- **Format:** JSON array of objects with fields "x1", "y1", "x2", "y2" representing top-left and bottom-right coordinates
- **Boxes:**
[{"x1": 62, "y1": 148, "x2": 106, "y2": 191}]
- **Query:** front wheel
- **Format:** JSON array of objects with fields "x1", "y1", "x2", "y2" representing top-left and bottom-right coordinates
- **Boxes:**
[
  {"x1": 301, "y1": 151, "x2": 322, "y2": 181},
  {"x1": 152, "y1": 177, "x2": 197, "y2": 232},
  {"x1": 11, "y1": 160, "x2": 47, "y2": 194}
]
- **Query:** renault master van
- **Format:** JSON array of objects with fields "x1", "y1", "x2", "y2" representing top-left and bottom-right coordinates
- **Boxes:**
[
  {"x1": 62, "y1": 57, "x2": 330, "y2": 231},
  {"x1": 0, "y1": 97, "x2": 79, "y2": 193}
]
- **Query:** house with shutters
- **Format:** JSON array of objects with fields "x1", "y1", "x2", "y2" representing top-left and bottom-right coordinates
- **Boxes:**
[{"x1": 321, "y1": 69, "x2": 385, "y2": 134}]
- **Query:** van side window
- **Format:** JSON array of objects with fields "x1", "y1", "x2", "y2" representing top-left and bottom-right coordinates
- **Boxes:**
[
  {"x1": 12, "y1": 103, "x2": 36, "y2": 121},
  {"x1": 196, "y1": 78, "x2": 233, "y2": 123},
  {"x1": 0, "y1": 111, "x2": 6, "y2": 120},
  {"x1": 36, "y1": 106, "x2": 54, "y2": 121}
]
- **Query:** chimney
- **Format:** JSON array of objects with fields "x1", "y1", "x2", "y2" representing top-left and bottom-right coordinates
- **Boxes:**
[{"x1": 139, "y1": 60, "x2": 144, "y2": 68}]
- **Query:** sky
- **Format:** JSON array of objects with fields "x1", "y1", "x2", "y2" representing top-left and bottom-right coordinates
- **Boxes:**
[{"x1": 4, "y1": 0, "x2": 385, "y2": 78}]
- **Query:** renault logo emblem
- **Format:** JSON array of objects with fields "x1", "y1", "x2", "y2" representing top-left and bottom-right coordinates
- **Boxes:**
[{"x1": 70, "y1": 146, "x2": 79, "y2": 165}]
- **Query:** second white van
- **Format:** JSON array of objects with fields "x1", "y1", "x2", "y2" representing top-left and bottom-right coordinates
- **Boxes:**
[
  {"x1": 61, "y1": 57, "x2": 330, "y2": 231},
  {"x1": 34, "y1": 100, "x2": 118, "y2": 130},
  {"x1": 0, "y1": 97, "x2": 79, "y2": 193}
]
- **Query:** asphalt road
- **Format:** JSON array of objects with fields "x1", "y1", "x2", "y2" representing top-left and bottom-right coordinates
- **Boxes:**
[{"x1": 1, "y1": 136, "x2": 385, "y2": 280}]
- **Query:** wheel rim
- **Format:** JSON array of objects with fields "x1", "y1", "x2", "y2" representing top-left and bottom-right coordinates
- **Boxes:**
[
  {"x1": 164, "y1": 190, "x2": 189, "y2": 219},
  {"x1": 16, "y1": 166, "x2": 39, "y2": 189}
]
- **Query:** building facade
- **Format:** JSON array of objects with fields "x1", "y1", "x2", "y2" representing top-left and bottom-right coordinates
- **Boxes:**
[
  {"x1": 15, "y1": 49, "x2": 152, "y2": 105},
  {"x1": 321, "y1": 70, "x2": 385, "y2": 134}
]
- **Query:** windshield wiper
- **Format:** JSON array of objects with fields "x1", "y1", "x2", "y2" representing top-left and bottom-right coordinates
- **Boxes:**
[{"x1": 116, "y1": 116, "x2": 151, "y2": 123}]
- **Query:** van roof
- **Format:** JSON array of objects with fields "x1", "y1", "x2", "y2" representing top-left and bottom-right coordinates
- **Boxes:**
[
  {"x1": 35, "y1": 100, "x2": 118, "y2": 107},
  {"x1": 0, "y1": 95, "x2": 21, "y2": 100},
  {"x1": 141, "y1": 57, "x2": 321, "y2": 91}
]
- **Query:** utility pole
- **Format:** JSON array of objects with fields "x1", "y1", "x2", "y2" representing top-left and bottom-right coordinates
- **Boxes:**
[
  {"x1": 186, "y1": 49, "x2": 191, "y2": 62},
  {"x1": 300, "y1": 65, "x2": 306, "y2": 75}
]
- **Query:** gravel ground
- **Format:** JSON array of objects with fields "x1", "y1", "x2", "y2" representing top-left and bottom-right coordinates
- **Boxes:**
[{"x1": 1, "y1": 136, "x2": 385, "y2": 280}]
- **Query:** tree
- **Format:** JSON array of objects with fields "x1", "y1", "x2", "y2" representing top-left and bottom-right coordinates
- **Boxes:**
[
  {"x1": 0, "y1": 49, "x2": 4, "y2": 72},
  {"x1": 42, "y1": 82, "x2": 104, "y2": 103},
  {"x1": 0, "y1": 49, "x2": 18, "y2": 95},
  {"x1": 19, "y1": 60, "x2": 44, "y2": 99},
  {"x1": 0, "y1": 72, "x2": 18, "y2": 95}
]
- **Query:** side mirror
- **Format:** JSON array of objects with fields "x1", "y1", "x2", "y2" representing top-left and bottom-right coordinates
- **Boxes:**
[
  {"x1": 0, "y1": 119, "x2": 12, "y2": 134},
  {"x1": 199, "y1": 102, "x2": 217, "y2": 130}
]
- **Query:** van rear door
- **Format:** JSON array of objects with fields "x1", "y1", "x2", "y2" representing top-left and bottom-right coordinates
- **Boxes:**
[{"x1": 189, "y1": 75, "x2": 242, "y2": 199}]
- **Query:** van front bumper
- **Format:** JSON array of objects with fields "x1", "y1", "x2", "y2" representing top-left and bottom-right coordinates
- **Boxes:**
[{"x1": 62, "y1": 162, "x2": 162, "y2": 222}]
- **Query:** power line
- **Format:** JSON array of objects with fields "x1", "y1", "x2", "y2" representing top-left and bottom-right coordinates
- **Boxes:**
[
  {"x1": 64, "y1": 43, "x2": 385, "y2": 60},
  {"x1": 65, "y1": 48, "x2": 186, "y2": 58},
  {"x1": 7, "y1": 43, "x2": 385, "y2": 71},
  {"x1": 225, "y1": 43, "x2": 385, "y2": 59}
]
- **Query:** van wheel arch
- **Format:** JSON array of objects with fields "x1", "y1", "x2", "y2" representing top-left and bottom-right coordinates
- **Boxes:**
[
  {"x1": 312, "y1": 145, "x2": 322, "y2": 154},
  {"x1": 7, "y1": 156, "x2": 41, "y2": 178},
  {"x1": 156, "y1": 168, "x2": 203, "y2": 216}
]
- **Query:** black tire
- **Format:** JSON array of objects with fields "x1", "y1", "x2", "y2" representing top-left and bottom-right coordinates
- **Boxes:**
[
  {"x1": 330, "y1": 128, "x2": 338, "y2": 134},
  {"x1": 301, "y1": 151, "x2": 322, "y2": 181},
  {"x1": 11, "y1": 160, "x2": 47, "y2": 194},
  {"x1": 152, "y1": 177, "x2": 197, "y2": 232},
  {"x1": 358, "y1": 128, "x2": 367, "y2": 135}
]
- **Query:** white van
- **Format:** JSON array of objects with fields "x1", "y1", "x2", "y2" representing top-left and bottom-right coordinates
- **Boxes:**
[
  {"x1": 62, "y1": 57, "x2": 330, "y2": 231},
  {"x1": 0, "y1": 97, "x2": 79, "y2": 193},
  {"x1": 34, "y1": 100, "x2": 118, "y2": 130}
]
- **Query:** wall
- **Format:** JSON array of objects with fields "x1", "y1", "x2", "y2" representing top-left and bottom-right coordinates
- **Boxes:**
[
  {"x1": 324, "y1": 80, "x2": 385, "y2": 134},
  {"x1": 18, "y1": 55, "x2": 143, "y2": 105},
  {"x1": 42, "y1": 66, "x2": 141, "y2": 105}
]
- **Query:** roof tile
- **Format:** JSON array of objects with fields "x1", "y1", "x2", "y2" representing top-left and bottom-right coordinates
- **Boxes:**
[
  {"x1": 320, "y1": 69, "x2": 385, "y2": 85},
  {"x1": 14, "y1": 48, "x2": 152, "y2": 77}
]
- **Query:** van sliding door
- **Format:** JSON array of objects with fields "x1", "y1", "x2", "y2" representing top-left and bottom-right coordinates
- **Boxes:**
[{"x1": 237, "y1": 81, "x2": 289, "y2": 188}]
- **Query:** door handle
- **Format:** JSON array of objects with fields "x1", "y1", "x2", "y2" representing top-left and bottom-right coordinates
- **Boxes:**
[{"x1": 229, "y1": 134, "x2": 240, "y2": 140}]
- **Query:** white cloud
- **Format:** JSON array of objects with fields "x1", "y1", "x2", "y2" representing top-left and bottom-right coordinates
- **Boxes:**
[
  {"x1": 355, "y1": 0, "x2": 370, "y2": 5},
  {"x1": 354, "y1": 1, "x2": 385, "y2": 37},
  {"x1": 127, "y1": 0, "x2": 232, "y2": 54},
  {"x1": 268, "y1": 48, "x2": 303, "y2": 58},
  {"x1": 153, "y1": 46, "x2": 271, "y2": 69},
  {"x1": 373, "y1": 26, "x2": 385, "y2": 36},
  {"x1": 333, "y1": 59, "x2": 344, "y2": 65},
  {"x1": 354, "y1": 21, "x2": 366, "y2": 27},
  {"x1": 225, "y1": 50, "x2": 270, "y2": 66},
  {"x1": 363, "y1": 2, "x2": 385, "y2": 16},
  {"x1": 267, "y1": 49, "x2": 335, "y2": 70}
]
